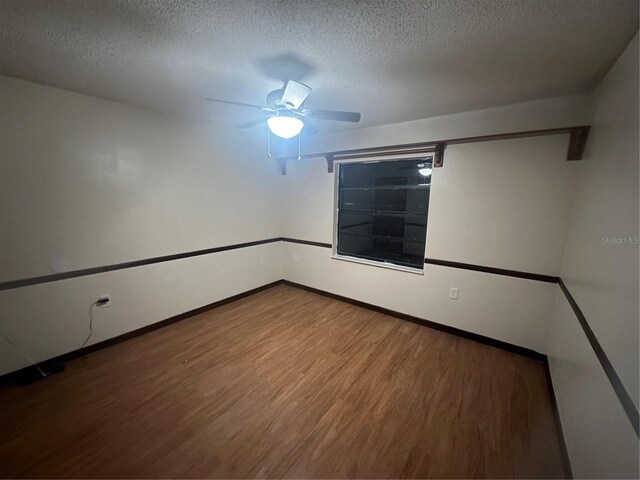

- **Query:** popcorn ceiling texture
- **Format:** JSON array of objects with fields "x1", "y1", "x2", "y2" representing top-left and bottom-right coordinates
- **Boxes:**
[{"x1": 0, "y1": 0, "x2": 637, "y2": 131}]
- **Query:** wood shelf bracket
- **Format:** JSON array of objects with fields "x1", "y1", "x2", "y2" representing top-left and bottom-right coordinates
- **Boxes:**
[
  {"x1": 567, "y1": 126, "x2": 590, "y2": 161},
  {"x1": 326, "y1": 155, "x2": 335, "y2": 173},
  {"x1": 433, "y1": 143, "x2": 446, "y2": 168}
]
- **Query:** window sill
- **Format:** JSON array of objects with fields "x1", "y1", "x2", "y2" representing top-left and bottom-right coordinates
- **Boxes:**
[{"x1": 331, "y1": 254, "x2": 425, "y2": 275}]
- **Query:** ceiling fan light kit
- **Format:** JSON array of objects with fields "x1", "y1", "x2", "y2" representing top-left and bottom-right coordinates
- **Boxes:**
[
  {"x1": 266, "y1": 115, "x2": 304, "y2": 139},
  {"x1": 206, "y1": 79, "x2": 361, "y2": 163}
]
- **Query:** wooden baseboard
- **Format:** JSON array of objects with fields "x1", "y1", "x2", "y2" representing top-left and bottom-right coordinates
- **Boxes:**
[
  {"x1": 543, "y1": 358, "x2": 574, "y2": 478},
  {"x1": 281, "y1": 280, "x2": 545, "y2": 361},
  {"x1": 0, "y1": 280, "x2": 285, "y2": 384},
  {"x1": 2, "y1": 278, "x2": 546, "y2": 384}
]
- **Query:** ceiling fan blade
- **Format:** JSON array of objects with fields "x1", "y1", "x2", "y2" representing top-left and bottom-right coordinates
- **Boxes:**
[
  {"x1": 205, "y1": 98, "x2": 271, "y2": 111},
  {"x1": 303, "y1": 108, "x2": 361, "y2": 122},
  {"x1": 238, "y1": 118, "x2": 266, "y2": 129},
  {"x1": 281, "y1": 80, "x2": 311, "y2": 109},
  {"x1": 302, "y1": 120, "x2": 318, "y2": 135}
]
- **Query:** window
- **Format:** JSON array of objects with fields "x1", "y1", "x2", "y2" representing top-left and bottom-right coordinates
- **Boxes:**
[{"x1": 333, "y1": 157, "x2": 432, "y2": 272}]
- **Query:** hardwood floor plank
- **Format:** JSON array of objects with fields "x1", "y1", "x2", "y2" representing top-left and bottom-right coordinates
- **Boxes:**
[{"x1": 0, "y1": 284, "x2": 566, "y2": 478}]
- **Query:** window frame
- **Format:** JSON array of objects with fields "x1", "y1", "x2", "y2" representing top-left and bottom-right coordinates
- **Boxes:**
[{"x1": 331, "y1": 155, "x2": 433, "y2": 275}]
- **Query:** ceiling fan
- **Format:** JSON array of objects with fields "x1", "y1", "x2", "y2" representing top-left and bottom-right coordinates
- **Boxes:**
[{"x1": 205, "y1": 80, "x2": 361, "y2": 139}]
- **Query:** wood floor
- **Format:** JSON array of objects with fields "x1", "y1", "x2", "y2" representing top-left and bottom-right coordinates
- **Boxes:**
[{"x1": 0, "y1": 284, "x2": 566, "y2": 478}]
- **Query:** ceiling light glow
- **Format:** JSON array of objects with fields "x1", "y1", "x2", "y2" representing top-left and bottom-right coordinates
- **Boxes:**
[
  {"x1": 267, "y1": 116, "x2": 304, "y2": 139},
  {"x1": 418, "y1": 167, "x2": 432, "y2": 177}
]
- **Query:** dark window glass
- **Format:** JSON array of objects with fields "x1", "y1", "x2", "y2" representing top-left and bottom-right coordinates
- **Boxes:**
[{"x1": 336, "y1": 159, "x2": 432, "y2": 269}]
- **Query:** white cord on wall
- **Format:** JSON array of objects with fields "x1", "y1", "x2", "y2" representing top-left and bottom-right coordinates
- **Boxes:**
[
  {"x1": 2, "y1": 299, "x2": 100, "y2": 380},
  {"x1": 0, "y1": 332, "x2": 47, "y2": 378},
  {"x1": 81, "y1": 301, "x2": 99, "y2": 349}
]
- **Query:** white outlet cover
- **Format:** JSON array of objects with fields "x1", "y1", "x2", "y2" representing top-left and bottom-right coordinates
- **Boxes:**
[
  {"x1": 449, "y1": 287, "x2": 459, "y2": 300},
  {"x1": 98, "y1": 294, "x2": 112, "y2": 308}
]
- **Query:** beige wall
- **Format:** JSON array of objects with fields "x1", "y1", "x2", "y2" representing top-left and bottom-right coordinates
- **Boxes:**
[
  {"x1": 548, "y1": 33, "x2": 639, "y2": 478},
  {"x1": 0, "y1": 76, "x2": 284, "y2": 374},
  {"x1": 281, "y1": 96, "x2": 588, "y2": 352},
  {"x1": 1, "y1": 243, "x2": 283, "y2": 374},
  {"x1": 0, "y1": 76, "x2": 283, "y2": 282},
  {"x1": 1, "y1": 42, "x2": 637, "y2": 478},
  {"x1": 549, "y1": 290, "x2": 638, "y2": 478},
  {"x1": 302, "y1": 93, "x2": 592, "y2": 153}
]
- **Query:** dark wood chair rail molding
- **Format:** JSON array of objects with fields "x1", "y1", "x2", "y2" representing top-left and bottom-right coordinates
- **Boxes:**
[
  {"x1": 558, "y1": 279, "x2": 639, "y2": 437},
  {"x1": 0, "y1": 238, "x2": 283, "y2": 291},
  {"x1": 279, "y1": 237, "x2": 333, "y2": 249},
  {"x1": 278, "y1": 238, "x2": 560, "y2": 284},
  {"x1": 276, "y1": 125, "x2": 591, "y2": 174},
  {"x1": 1, "y1": 237, "x2": 563, "y2": 290},
  {"x1": 279, "y1": 239, "x2": 560, "y2": 283},
  {"x1": 425, "y1": 258, "x2": 559, "y2": 283}
]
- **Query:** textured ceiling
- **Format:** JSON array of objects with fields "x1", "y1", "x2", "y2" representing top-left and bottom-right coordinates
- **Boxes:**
[{"x1": 0, "y1": 0, "x2": 638, "y2": 132}]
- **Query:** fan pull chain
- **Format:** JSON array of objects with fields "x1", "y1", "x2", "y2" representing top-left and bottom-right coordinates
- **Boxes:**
[
  {"x1": 298, "y1": 132, "x2": 301, "y2": 160},
  {"x1": 267, "y1": 123, "x2": 271, "y2": 158}
]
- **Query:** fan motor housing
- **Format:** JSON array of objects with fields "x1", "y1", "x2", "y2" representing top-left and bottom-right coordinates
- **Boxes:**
[{"x1": 266, "y1": 88, "x2": 286, "y2": 108}]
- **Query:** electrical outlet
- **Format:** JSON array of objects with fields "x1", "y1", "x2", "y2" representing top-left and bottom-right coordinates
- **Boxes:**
[
  {"x1": 293, "y1": 253, "x2": 300, "y2": 264},
  {"x1": 259, "y1": 256, "x2": 266, "y2": 266},
  {"x1": 97, "y1": 294, "x2": 112, "y2": 308},
  {"x1": 449, "y1": 287, "x2": 459, "y2": 300}
]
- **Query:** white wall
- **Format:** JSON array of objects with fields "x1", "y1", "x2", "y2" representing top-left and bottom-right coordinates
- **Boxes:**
[
  {"x1": 549, "y1": 290, "x2": 638, "y2": 478},
  {"x1": 302, "y1": 93, "x2": 592, "y2": 153},
  {"x1": 548, "y1": 33, "x2": 639, "y2": 478},
  {"x1": 281, "y1": 96, "x2": 588, "y2": 352},
  {"x1": 0, "y1": 75, "x2": 283, "y2": 282},
  {"x1": 0, "y1": 242, "x2": 283, "y2": 374},
  {"x1": 0, "y1": 76, "x2": 284, "y2": 374},
  {"x1": 1, "y1": 50, "x2": 637, "y2": 478}
]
